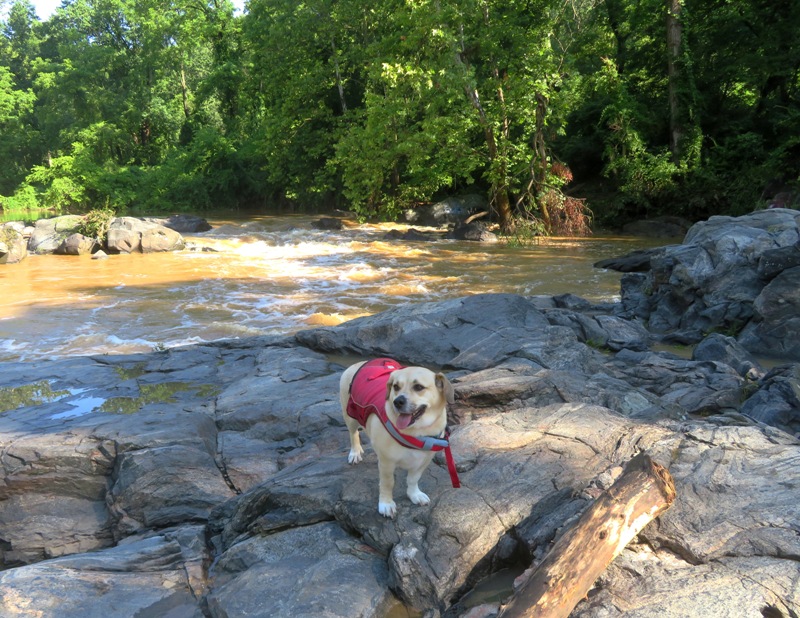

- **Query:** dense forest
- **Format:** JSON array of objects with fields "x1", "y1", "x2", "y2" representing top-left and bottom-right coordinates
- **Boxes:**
[{"x1": 0, "y1": 0, "x2": 798, "y2": 232}]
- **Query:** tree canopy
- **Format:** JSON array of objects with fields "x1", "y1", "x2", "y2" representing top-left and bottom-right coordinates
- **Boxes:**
[{"x1": 1, "y1": 0, "x2": 798, "y2": 231}]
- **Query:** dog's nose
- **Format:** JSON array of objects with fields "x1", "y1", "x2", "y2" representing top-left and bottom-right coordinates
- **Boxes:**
[{"x1": 393, "y1": 395, "x2": 406, "y2": 409}]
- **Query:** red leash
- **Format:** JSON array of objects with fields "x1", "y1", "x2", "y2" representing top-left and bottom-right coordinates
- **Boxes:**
[{"x1": 442, "y1": 432, "x2": 461, "y2": 489}]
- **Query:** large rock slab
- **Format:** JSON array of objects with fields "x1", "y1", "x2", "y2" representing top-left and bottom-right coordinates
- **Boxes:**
[
  {"x1": 1, "y1": 292, "x2": 799, "y2": 617},
  {"x1": 0, "y1": 526, "x2": 208, "y2": 618},
  {"x1": 0, "y1": 342, "x2": 267, "y2": 568},
  {"x1": 206, "y1": 521, "x2": 397, "y2": 617},
  {"x1": 210, "y1": 402, "x2": 671, "y2": 612},
  {"x1": 296, "y1": 292, "x2": 601, "y2": 373},
  {"x1": 572, "y1": 422, "x2": 800, "y2": 618}
]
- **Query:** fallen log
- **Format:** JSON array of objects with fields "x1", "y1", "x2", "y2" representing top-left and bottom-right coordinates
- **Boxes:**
[{"x1": 499, "y1": 452, "x2": 676, "y2": 618}]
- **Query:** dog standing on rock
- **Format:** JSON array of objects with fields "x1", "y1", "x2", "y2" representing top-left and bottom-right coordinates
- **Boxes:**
[{"x1": 340, "y1": 358, "x2": 459, "y2": 518}]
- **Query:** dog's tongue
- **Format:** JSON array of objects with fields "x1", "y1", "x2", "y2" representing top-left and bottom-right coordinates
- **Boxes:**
[{"x1": 396, "y1": 413, "x2": 413, "y2": 430}]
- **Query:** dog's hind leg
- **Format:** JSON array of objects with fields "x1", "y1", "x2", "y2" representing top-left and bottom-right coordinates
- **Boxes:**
[{"x1": 344, "y1": 417, "x2": 364, "y2": 464}]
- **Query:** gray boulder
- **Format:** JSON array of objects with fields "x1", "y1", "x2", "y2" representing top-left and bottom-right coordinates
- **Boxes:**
[
  {"x1": 541, "y1": 301, "x2": 651, "y2": 352},
  {"x1": 692, "y1": 332, "x2": 764, "y2": 379},
  {"x1": 384, "y1": 227, "x2": 439, "y2": 241},
  {"x1": 142, "y1": 214, "x2": 212, "y2": 234},
  {"x1": 27, "y1": 215, "x2": 84, "y2": 254},
  {"x1": 206, "y1": 522, "x2": 397, "y2": 617},
  {"x1": 404, "y1": 194, "x2": 488, "y2": 227},
  {"x1": 446, "y1": 220, "x2": 498, "y2": 242},
  {"x1": 310, "y1": 217, "x2": 344, "y2": 231},
  {"x1": 740, "y1": 364, "x2": 800, "y2": 435},
  {"x1": 0, "y1": 222, "x2": 28, "y2": 264},
  {"x1": 106, "y1": 216, "x2": 185, "y2": 253},
  {"x1": 54, "y1": 232, "x2": 97, "y2": 255},
  {"x1": 107, "y1": 444, "x2": 235, "y2": 537},
  {"x1": 738, "y1": 265, "x2": 800, "y2": 358},
  {"x1": 758, "y1": 242, "x2": 800, "y2": 279},
  {"x1": 0, "y1": 526, "x2": 208, "y2": 618},
  {"x1": 615, "y1": 209, "x2": 800, "y2": 360}
]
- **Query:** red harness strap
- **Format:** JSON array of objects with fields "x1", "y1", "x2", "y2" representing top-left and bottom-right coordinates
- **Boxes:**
[{"x1": 346, "y1": 358, "x2": 461, "y2": 489}]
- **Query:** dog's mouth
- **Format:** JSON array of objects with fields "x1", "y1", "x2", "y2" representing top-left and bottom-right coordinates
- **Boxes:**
[{"x1": 395, "y1": 405, "x2": 426, "y2": 430}]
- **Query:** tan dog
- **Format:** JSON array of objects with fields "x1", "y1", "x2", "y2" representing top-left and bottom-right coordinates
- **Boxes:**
[{"x1": 340, "y1": 359, "x2": 454, "y2": 518}]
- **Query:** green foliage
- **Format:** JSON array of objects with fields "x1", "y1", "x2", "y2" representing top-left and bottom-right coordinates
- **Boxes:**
[
  {"x1": 0, "y1": 184, "x2": 39, "y2": 217},
  {"x1": 0, "y1": 0, "x2": 798, "y2": 230},
  {"x1": 0, "y1": 62, "x2": 37, "y2": 195},
  {"x1": 146, "y1": 127, "x2": 250, "y2": 211},
  {"x1": 25, "y1": 153, "x2": 86, "y2": 208},
  {"x1": 77, "y1": 204, "x2": 115, "y2": 242},
  {"x1": 500, "y1": 217, "x2": 547, "y2": 247}
]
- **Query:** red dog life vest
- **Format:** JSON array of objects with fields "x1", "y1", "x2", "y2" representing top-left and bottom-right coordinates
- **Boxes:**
[
  {"x1": 346, "y1": 358, "x2": 460, "y2": 488},
  {"x1": 346, "y1": 358, "x2": 403, "y2": 428}
]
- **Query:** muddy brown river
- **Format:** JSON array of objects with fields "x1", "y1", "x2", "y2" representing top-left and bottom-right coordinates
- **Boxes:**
[{"x1": 0, "y1": 214, "x2": 672, "y2": 363}]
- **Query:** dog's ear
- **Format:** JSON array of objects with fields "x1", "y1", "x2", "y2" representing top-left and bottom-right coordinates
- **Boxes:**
[
  {"x1": 385, "y1": 373, "x2": 395, "y2": 401},
  {"x1": 435, "y1": 372, "x2": 455, "y2": 405}
]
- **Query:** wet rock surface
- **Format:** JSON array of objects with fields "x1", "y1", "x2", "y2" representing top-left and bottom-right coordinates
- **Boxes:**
[{"x1": 1, "y1": 210, "x2": 799, "y2": 617}]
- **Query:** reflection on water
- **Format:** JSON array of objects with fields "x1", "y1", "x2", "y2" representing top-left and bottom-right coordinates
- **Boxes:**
[{"x1": 0, "y1": 214, "x2": 671, "y2": 363}]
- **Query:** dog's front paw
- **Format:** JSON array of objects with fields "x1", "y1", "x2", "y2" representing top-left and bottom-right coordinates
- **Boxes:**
[
  {"x1": 408, "y1": 489, "x2": 430, "y2": 506},
  {"x1": 347, "y1": 448, "x2": 363, "y2": 464},
  {"x1": 378, "y1": 500, "x2": 397, "y2": 518}
]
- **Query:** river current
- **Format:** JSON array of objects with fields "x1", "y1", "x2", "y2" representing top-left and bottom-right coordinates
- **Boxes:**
[{"x1": 0, "y1": 214, "x2": 670, "y2": 363}]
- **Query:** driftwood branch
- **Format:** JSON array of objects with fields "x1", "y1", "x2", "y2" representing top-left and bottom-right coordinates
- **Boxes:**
[{"x1": 499, "y1": 452, "x2": 676, "y2": 618}]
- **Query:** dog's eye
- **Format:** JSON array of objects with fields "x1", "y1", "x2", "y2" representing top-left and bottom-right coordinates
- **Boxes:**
[
  {"x1": 413, "y1": 384, "x2": 425, "y2": 392},
  {"x1": 393, "y1": 383, "x2": 401, "y2": 391}
]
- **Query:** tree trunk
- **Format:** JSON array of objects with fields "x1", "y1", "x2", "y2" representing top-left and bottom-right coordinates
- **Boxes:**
[
  {"x1": 605, "y1": 0, "x2": 628, "y2": 74},
  {"x1": 180, "y1": 61, "x2": 191, "y2": 119},
  {"x1": 461, "y1": 81, "x2": 513, "y2": 233},
  {"x1": 499, "y1": 452, "x2": 676, "y2": 618},
  {"x1": 666, "y1": 0, "x2": 683, "y2": 163},
  {"x1": 331, "y1": 38, "x2": 347, "y2": 114},
  {"x1": 533, "y1": 92, "x2": 551, "y2": 233},
  {"x1": 455, "y1": 18, "x2": 514, "y2": 234}
]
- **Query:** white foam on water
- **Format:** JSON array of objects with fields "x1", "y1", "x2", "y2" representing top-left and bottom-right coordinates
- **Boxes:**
[{"x1": 0, "y1": 219, "x2": 654, "y2": 363}]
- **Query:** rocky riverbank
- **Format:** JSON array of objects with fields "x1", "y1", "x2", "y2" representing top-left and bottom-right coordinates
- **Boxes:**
[
  {"x1": 0, "y1": 213, "x2": 211, "y2": 262},
  {"x1": 1, "y1": 210, "x2": 799, "y2": 617}
]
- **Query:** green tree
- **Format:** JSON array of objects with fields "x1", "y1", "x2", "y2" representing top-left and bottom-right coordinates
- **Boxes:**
[
  {"x1": 2, "y1": 0, "x2": 39, "y2": 88},
  {"x1": 0, "y1": 63, "x2": 35, "y2": 196},
  {"x1": 0, "y1": 1, "x2": 40, "y2": 198},
  {"x1": 332, "y1": 0, "x2": 590, "y2": 232},
  {"x1": 241, "y1": 0, "x2": 362, "y2": 206},
  {"x1": 10, "y1": 0, "x2": 247, "y2": 210}
]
